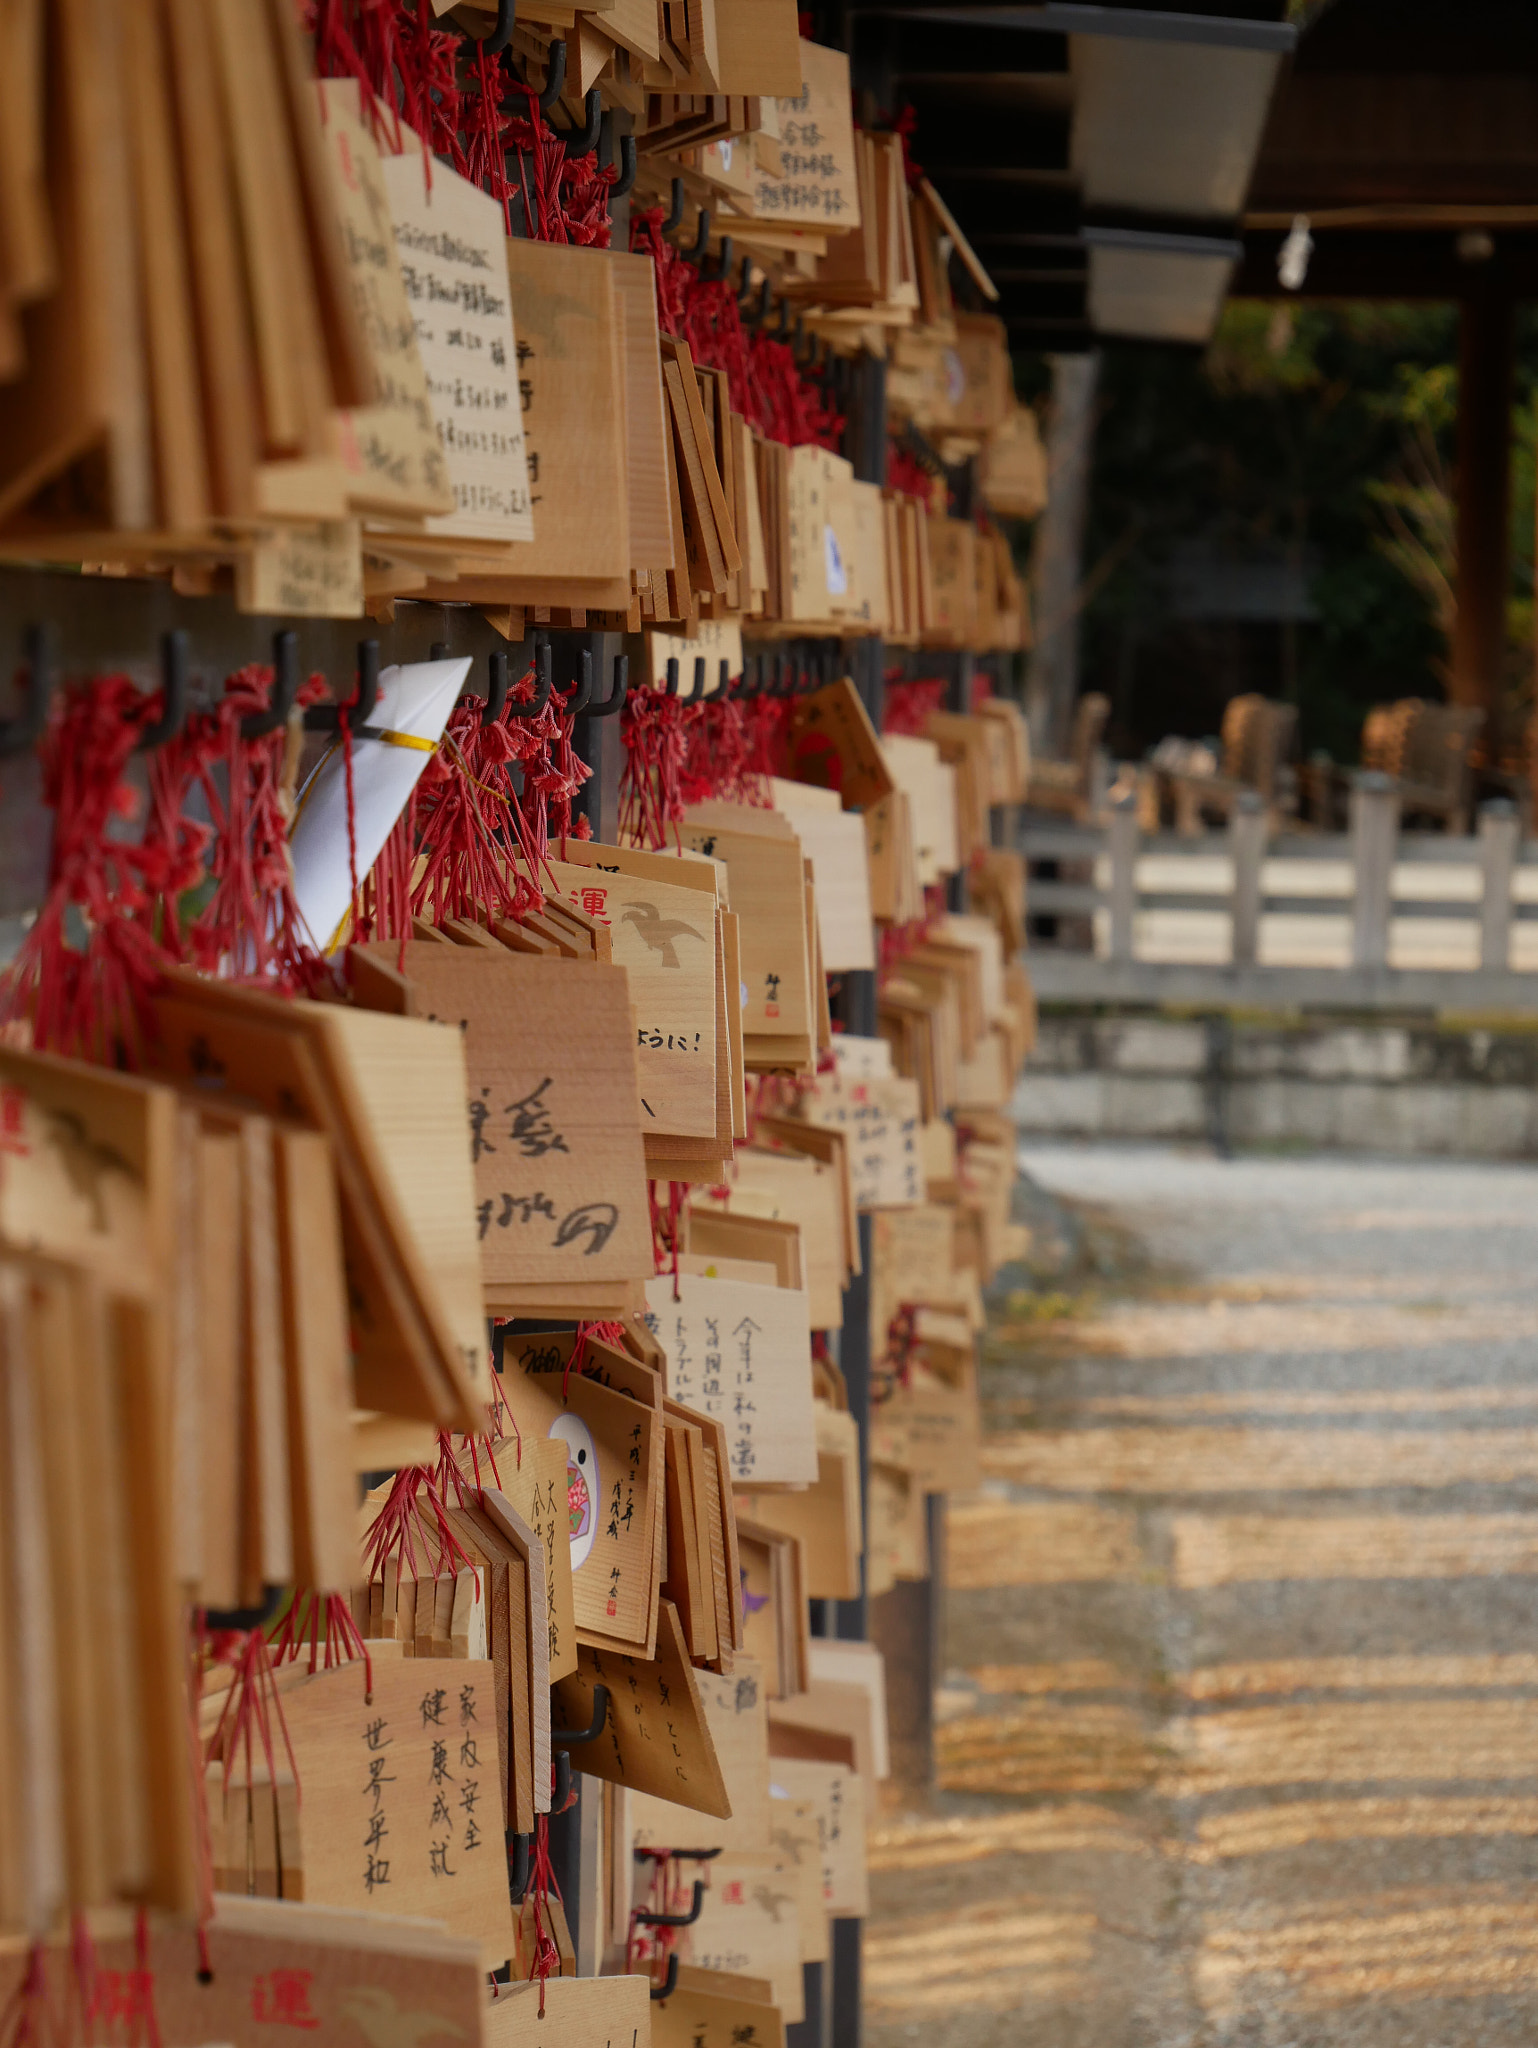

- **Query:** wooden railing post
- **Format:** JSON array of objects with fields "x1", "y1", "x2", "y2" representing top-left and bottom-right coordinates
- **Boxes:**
[
  {"x1": 1228, "y1": 790, "x2": 1266, "y2": 967},
  {"x1": 1107, "y1": 791, "x2": 1138, "y2": 962},
  {"x1": 1478, "y1": 797, "x2": 1520, "y2": 971},
  {"x1": 1350, "y1": 770, "x2": 1399, "y2": 970},
  {"x1": 1088, "y1": 746, "x2": 1111, "y2": 818}
]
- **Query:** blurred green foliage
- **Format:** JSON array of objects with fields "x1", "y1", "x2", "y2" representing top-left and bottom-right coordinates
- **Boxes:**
[{"x1": 1022, "y1": 303, "x2": 1538, "y2": 763}]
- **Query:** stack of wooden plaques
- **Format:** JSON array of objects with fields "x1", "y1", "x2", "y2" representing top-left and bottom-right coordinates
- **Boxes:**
[
  {"x1": 0, "y1": 1043, "x2": 362, "y2": 1608},
  {"x1": 658, "y1": 1390, "x2": 744, "y2": 1673},
  {"x1": 679, "y1": 805, "x2": 824, "y2": 1074},
  {"x1": 498, "y1": 1328, "x2": 667, "y2": 1662},
  {"x1": 770, "y1": 1638, "x2": 888, "y2": 1787},
  {"x1": 0, "y1": 0, "x2": 1048, "y2": 650},
  {"x1": 797, "y1": 129, "x2": 918, "y2": 330},
  {"x1": 404, "y1": 233, "x2": 628, "y2": 620},
  {"x1": 526, "y1": 1325, "x2": 746, "y2": 1672},
  {"x1": 145, "y1": 971, "x2": 487, "y2": 1456},
  {"x1": 0, "y1": 1056, "x2": 196, "y2": 1937},
  {"x1": 0, "y1": 1898, "x2": 490, "y2": 2039},
  {"x1": 206, "y1": 1650, "x2": 517, "y2": 1967},
  {"x1": 442, "y1": 1491, "x2": 552, "y2": 1839},
  {"x1": 771, "y1": 1060, "x2": 925, "y2": 1210},
  {"x1": 0, "y1": 0, "x2": 469, "y2": 612},
  {"x1": 980, "y1": 400, "x2": 1051, "y2": 519},
  {"x1": 736, "y1": 1401, "x2": 863, "y2": 1603},
  {"x1": 768, "y1": 778, "x2": 877, "y2": 973},
  {"x1": 694, "y1": 1145, "x2": 849, "y2": 1331},
  {"x1": 733, "y1": 1518, "x2": 809, "y2": 1701},
  {"x1": 643, "y1": 1263, "x2": 817, "y2": 1488},
  {"x1": 652, "y1": 334, "x2": 743, "y2": 627},
  {"x1": 544, "y1": 838, "x2": 746, "y2": 1182},
  {"x1": 351, "y1": 939, "x2": 656, "y2": 1318}
]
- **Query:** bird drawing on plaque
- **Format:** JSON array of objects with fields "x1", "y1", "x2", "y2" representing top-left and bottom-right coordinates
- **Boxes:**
[
  {"x1": 620, "y1": 900, "x2": 706, "y2": 968},
  {"x1": 338, "y1": 1987, "x2": 466, "y2": 2048}
]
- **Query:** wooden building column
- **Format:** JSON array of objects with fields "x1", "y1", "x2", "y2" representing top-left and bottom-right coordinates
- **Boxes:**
[{"x1": 1451, "y1": 278, "x2": 1516, "y2": 727}]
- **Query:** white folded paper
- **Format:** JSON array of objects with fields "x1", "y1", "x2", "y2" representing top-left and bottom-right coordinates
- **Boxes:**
[{"x1": 289, "y1": 657, "x2": 472, "y2": 952}]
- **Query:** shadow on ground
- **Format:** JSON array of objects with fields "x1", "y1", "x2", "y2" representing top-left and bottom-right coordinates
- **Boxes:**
[{"x1": 864, "y1": 1145, "x2": 1538, "y2": 2048}]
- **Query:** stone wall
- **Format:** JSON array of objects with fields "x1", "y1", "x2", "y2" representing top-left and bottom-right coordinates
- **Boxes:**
[{"x1": 1016, "y1": 1011, "x2": 1538, "y2": 1156}]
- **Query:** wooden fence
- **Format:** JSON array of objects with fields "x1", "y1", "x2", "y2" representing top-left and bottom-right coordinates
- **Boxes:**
[{"x1": 1021, "y1": 775, "x2": 1538, "y2": 1010}]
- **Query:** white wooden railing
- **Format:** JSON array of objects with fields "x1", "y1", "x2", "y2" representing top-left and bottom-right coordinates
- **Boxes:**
[{"x1": 1021, "y1": 776, "x2": 1538, "y2": 1009}]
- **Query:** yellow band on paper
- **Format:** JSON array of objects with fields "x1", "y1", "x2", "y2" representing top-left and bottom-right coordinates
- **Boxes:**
[{"x1": 370, "y1": 727, "x2": 436, "y2": 752}]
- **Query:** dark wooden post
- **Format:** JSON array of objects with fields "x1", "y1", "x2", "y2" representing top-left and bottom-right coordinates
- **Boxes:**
[{"x1": 1451, "y1": 279, "x2": 1515, "y2": 733}]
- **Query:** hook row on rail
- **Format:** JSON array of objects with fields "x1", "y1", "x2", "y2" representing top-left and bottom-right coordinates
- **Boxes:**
[{"x1": 0, "y1": 625, "x2": 629, "y2": 756}]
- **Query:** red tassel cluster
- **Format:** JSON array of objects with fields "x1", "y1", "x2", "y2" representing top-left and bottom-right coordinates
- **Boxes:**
[{"x1": 0, "y1": 664, "x2": 328, "y2": 1065}]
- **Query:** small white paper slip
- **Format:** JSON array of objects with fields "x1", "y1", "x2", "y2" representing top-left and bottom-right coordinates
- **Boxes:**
[
  {"x1": 644, "y1": 1272, "x2": 817, "y2": 1486},
  {"x1": 377, "y1": 146, "x2": 535, "y2": 542},
  {"x1": 831, "y1": 1033, "x2": 892, "y2": 1079},
  {"x1": 288, "y1": 658, "x2": 471, "y2": 953}
]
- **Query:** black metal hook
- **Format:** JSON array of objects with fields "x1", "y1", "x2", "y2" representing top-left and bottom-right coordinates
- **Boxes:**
[
  {"x1": 634, "y1": 1881, "x2": 706, "y2": 1930},
  {"x1": 537, "y1": 38, "x2": 567, "y2": 113},
  {"x1": 203, "y1": 1582, "x2": 288, "y2": 1633},
  {"x1": 303, "y1": 640, "x2": 381, "y2": 733},
  {"x1": 241, "y1": 630, "x2": 300, "y2": 740},
  {"x1": 443, "y1": 638, "x2": 511, "y2": 728},
  {"x1": 452, "y1": 0, "x2": 515, "y2": 53},
  {"x1": 597, "y1": 113, "x2": 638, "y2": 203},
  {"x1": 484, "y1": 650, "x2": 510, "y2": 724},
  {"x1": 554, "y1": 86, "x2": 601, "y2": 157},
  {"x1": 684, "y1": 206, "x2": 712, "y2": 264},
  {"x1": 649, "y1": 1956, "x2": 680, "y2": 2002},
  {"x1": 611, "y1": 133, "x2": 637, "y2": 198},
  {"x1": 711, "y1": 234, "x2": 734, "y2": 282},
  {"x1": 553, "y1": 1750, "x2": 572, "y2": 1811},
  {"x1": 736, "y1": 254, "x2": 755, "y2": 305},
  {"x1": 585, "y1": 653, "x2": 628, "y2": 718},
  {"x1": 0, "y1": 625, "x2": 51, "y2": 757},
  {"x1": 353, "y1": 640, "x2": 383, "y2": 724},
  {"x1": 507, "y1": 1829, "x2": 532, "y2": 1902},
  {"x1": 749, "y1": 276, "x2": 772, "y2": 329},
  {"x1": 719, "y1": 659, "x2": 731, "y2": 697},
  {"x1": 666, "y1": 656, "x2": 708, "y2": 706},
  {"x1": 137, "y1": 631, "x2": 189, "y2": 751},
  {"x1": 775, "y1": 297, "x2": 793, "y2": 341},
  {"x1": 662, "y1": 177, "x2": 684, "y2": 234},
  {"x1": 551, "y1": 1683, "x2": 610, "y2": 1746},
  {"x1": 552, "y1": 648, "x2": 593, "y2": 718}
]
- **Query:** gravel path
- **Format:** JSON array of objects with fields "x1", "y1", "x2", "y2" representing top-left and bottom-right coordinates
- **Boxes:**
[{"x1": 865, "y1": 1143, "x2": 1538, "y2": 2048}]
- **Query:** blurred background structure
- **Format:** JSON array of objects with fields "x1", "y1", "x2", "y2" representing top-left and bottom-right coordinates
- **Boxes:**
[{"x1": 971, "y1": 0, "x2": 1538, "y2": 788}]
